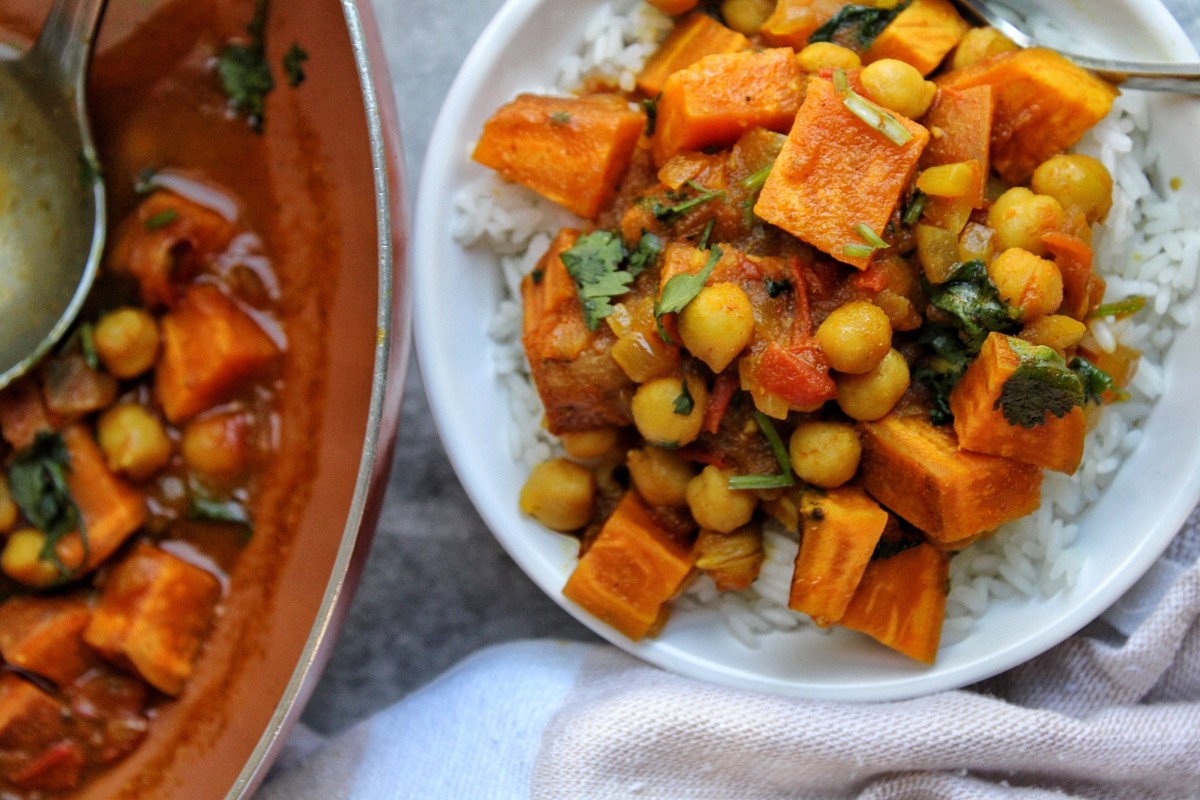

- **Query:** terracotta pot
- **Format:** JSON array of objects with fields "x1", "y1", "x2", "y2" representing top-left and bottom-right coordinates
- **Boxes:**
[{"x1": 0, "y1": 0, "x2": 407, "y2": 796}]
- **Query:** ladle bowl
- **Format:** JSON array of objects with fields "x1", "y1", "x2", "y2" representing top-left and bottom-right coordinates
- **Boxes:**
[{"x1": 0, "y1": 0, "x2": 107, "y2": 389}]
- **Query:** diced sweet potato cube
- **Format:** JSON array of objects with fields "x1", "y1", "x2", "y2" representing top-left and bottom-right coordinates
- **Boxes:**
[
  {"x1": 937, "y1": 48, "x2": 1118, "y2": 184},
  {"x1": 949, "y1": 332, "x2": 1086, "y2": 474},
  {"x1": 83, "y1": 542, "x2": 221, "y2": 696},
  {"x1": 653, "y1": 48, "x2": 804, "y2": 166},
  {"x1": 0, "y1": 596, "x2": 94, "y2": 687},
  {"x1": 789, "y1": 487, "x2": 888, "y2": 626},
  {"x1": 521, "y1": 229, "x2": 635, "y2": 434},
  {"x1": 754, "y1": 76, "x2": 929, "y2": 269},
  {"x1": 920, "y1": 85, "x2": 993, "y2": 208},
  {"x1": 637, "y1": 12, "x2": 751, "y2": 98},
  {"x1": 562, "y1": 491, "x2": 694, "y2": 640},
  {"x1": 1042, "y1": 231, "x2": 1101, "y2": 321},
  {"x1": 0, "y1": 674, "x2": 68, "y2": 753},
  {"x1": 0, "y1": 378, "x2": 53, "y2": 450},
  {"x1": 759, "y1": 0, "x2": 846, "y2": 49},
  {"x1": 859, "y1": 413, "x2": 1042, "y2": 545},
  {"x1": 156, "y1": 283, "x2": 281, "y2": 423},
  {"x1": 864, "y1": 0, "x2": 970, "y2": 76},
  {"x1": 839, "y1": 542, "x2": 949, "y2": 664},
  {"x1": 52, "y1": 425, "x2": 148, "y2": 576},
  {"x1": 473, "y1": 93, "x2": 645, "y2": 218}
]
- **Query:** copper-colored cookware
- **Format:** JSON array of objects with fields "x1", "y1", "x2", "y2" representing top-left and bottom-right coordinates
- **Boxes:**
[{"x1": 0, "y1": 0, "x2": 407, "y2": 796}]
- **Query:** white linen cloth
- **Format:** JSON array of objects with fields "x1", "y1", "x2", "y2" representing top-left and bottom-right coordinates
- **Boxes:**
[{"x1": 256, "y1": 506, "x2": 1200, "y2": 800}]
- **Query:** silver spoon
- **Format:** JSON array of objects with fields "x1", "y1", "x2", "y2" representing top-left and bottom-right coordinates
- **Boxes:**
[
  {"x1": 0, "y1": 0, "x2": 109, "y2": 390},
  {"x1": 951, "y1": 0, "x2": 1200, "y2": 93}
]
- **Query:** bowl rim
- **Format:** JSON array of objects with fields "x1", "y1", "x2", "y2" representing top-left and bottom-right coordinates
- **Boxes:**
[{"x1": 225, "y1": 0, "x2": 410, "y2": 795}]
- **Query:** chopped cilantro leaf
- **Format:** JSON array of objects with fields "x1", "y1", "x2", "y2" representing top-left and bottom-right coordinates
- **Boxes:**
[
  {"x1": 642, "y1": 94, "x2": 660, "y2": 137},
  {"x1": 652, "y1": 182, "x2": 726, "y2": 222},
  {"x1": 217, "y1": 0, "x2": 274, "y2": 132},
  {"x1": 1088, "y1": 295, "x2": 1146, "y2": 320},
  {"x1": 996, "y1": 339, "x2": 1086, "y2": 428},
  {"x1": 673, "y1": 380, "x2": 694, "y2": 416},
  {"x1": 809, "y1": 2, "x2": 909, "y2": 51},
  {"x1": 6, "y1": 432, "x2": 86, "y2": 578},
  {"x1": 764, "y1": 277, "x2": 791, "y2": 298},
  {"x1": 549, "y1": 111, "x2": 572, "y2": 125},
  {"x1": 144, "y1": 208, "x2": 179, "y2": 230},
  {"x1": 727, "y1": 412, "x2": 795, "y2": 490},
  {"x1": 654, "y1": 245, "x2": 722, "y2": 335},
  {"x1": 1070, "y1": 356, "x2": 1116, "y2": 405},
  {"x1": 283, "y1": 43, "x2": 309, "y2": 87},
  {"x1": 560, "y1": 231, "x2": 633, "y2": 331},
  {"x1": 924, "y1": 259, "x2": 1022, "y2": 353},
  {"x1": 627, "y1": 232, "x2": 662, "y2": 277}
]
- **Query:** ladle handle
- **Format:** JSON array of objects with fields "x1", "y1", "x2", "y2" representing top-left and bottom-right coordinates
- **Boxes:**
[{"x1": 29, "y1": 0, "x2": 109, "y2": 99}]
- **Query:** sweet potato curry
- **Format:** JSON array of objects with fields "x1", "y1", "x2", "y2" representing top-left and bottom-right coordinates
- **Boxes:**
[
  {"x1": 473, "y1": 0, "x2": 1139, "y2": 664},
  {"x1": 0, "y1": 0, "x2": 308, "y2": 794}
]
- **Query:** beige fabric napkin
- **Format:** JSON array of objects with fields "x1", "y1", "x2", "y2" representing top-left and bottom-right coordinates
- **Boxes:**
[{"x1": 531, "y1": 508, "x2": 1200, "y2": 800}]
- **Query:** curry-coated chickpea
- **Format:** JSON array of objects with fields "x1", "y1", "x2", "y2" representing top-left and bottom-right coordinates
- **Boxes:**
[
  {"x1": 860, "y1": 58, "x2": 936, "y2": 120},
  {"x1": 627, "y1": 446, "x2": 694, "y2": 507},
  {"x1": 519, "y1": 458, "x2": 595, "y2": 532},
  {"x1": 836, "y1": 348, "x2": 910, "y2": 421},
  {"x1": 182, "y1": 412, "x2": 250, "y2": 478},
  {"x1": 950, "y1": 26, "x2": 1019, "y2": 70},
  {"x1": 788, "y1": 421, "x2": 862, "y2": 488},
  {"x1": 93, "y1": 307, "x2": 160, "y2": 379},
  {"x1": 987, "y1": 247, "x2": 1064, "y2": 322},
  {"x1": 560, "y1": 427, "x2": 618, "y2": 460},
  {"x1": 97, "y1": 403, "x2": 173, "y2": 481},
  {"x1": 720, "y1": 0, "x2": 774, "y2": 35},
  {"x1": 1, "y1": 528, "x2": 60, "y2": 588},
  {"x1": 0, "y1": 475, "x2": 18, "y2": 532},
  {"x1": 814, "y1": 301, "x2": 892, "y2": 375},
  {"x1": 631, "y1": 375, "x2": 708, "y2": 447},
  {"x1": 685, "y1": 465, "x2": 757, "y2": 534},
  {"x1": 678, "y1": 283, "x2": 755, "y2": 373},
  {"x1": 797, "y1": 41, "x2": 861, "y2": 72},
  {"x1": 986, "y1": 187, "x2": 1065, "y2": 256},
  {"x1": 1031, "y1": 154, "x2": 1113, "y2": 224}
]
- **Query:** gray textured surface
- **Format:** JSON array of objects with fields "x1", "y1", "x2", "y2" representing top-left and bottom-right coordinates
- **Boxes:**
[
  {"x1": 300, "y1": 0, "x2": 1200, "y2": 736},
  {"x1": 299, "y1": 0, "x2": 596, "y2": 737}
]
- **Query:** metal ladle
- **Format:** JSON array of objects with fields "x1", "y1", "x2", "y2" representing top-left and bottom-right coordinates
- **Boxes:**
[{"x1": 0, "y1": 0, "x2": 108, "y2": 390}]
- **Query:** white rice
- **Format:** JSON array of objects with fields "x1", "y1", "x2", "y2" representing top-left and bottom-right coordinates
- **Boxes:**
[{"x1": 454, "y1": 2, "x2": 1200, "y2": 651}]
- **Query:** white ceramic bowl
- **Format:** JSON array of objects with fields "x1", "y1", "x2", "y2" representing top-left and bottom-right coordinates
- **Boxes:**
[{"x1": 414, "y1": 0, "x2": 1200, "y2": 700}]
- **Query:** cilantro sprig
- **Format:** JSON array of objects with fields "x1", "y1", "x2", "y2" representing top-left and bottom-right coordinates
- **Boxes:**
[
  {"x1": 560, "y1": 231, "x2": 662, "y2": 330},
  {"x1": 727, "y1": 412, "x2": 796, "y2": 490},
  {"x1": 653, "y1": 245, "x2": 722, "y2": 338}
]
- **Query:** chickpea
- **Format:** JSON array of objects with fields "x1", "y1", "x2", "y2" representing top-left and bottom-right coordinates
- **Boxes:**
[
  {"x1": 860, "y1": 58, "x2": 936, "y2": 120},
  {"x1": 815, "y1": 301, "x2": 892, "y2": 375},
  {"x1": 97, "y1": 403, "x2": 173, "y2": 481},
  {"x1": 1018, "y1": 314, "x2": 1087, "y2": 354},
  {"x1": 560, "y1": 427, "x2": 618, "y2": 460},
  {"x1": 631, "y1": 375, "x2": 708, "y2": 447},
  {"x1": 797, "y1": 42, "x2": 861, "y2": 72},
  {"x1": 678, "y1": 283, "x2": 755, "y2": 373},
  {"x1": 0, "y1": 475, "x2": 18, "y2": 532},
  {"x1": 519, "y1": 458, "x2": 595, "y2": 532},
  {"x1": 836, "y1": 348, "x2": 910, "y2": 421},
  {"x1": 951, "y1": 26, "x2": 1019, "y2": 71},
  {"x1": 627, "y1": 446, "x2": 695, "y2": 507},
  {"x1": 93, "y1": 307, "x2": 160, "y2": 379},
  {"x1": 788, "y1": 421, "x2": 862, "y2": 488},
  {"x1": 986, "y1": 187, "x2": 1065, "y2": 256},
  {"x1": 182, "y1": 412, "x2": 251, "y2": 478},
  {"x1": 685, "y1": 465, "x2": 757, "y2": 534},
  {"x1": 2, "y1": 528, "x2": 60, "y2": 587},
  {"x1": 987, "y1": 247, "x2": 1064, "y2": 322},
  {"x1": 1031, "y1": 154, "x2": 1113, "y2": 224},
  {"x1": 720, "y1": 0, "x2": 774, "y2": 35}
]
